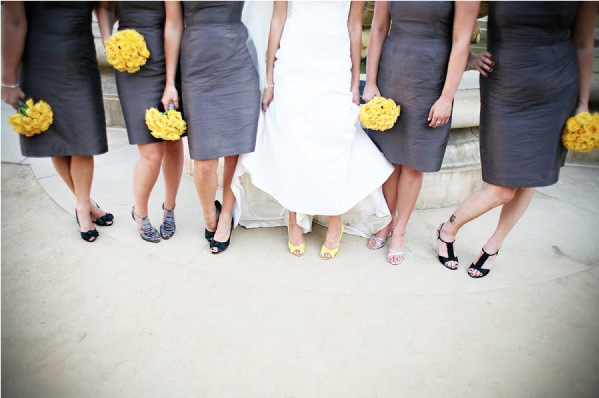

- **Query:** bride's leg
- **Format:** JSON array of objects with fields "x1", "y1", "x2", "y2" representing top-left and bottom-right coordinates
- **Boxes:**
[
  {"x1": 288, "y1": 211, "x2": 305, "y2": 255},
  {"x1": 321, "y1": 215, "x2": 343, "y2": 259},
  {"x1": 368, "y1": 164, "x2": 400, "y2": 249}
]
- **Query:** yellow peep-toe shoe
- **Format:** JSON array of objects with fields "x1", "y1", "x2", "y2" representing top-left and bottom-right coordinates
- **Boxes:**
[
  {"x1": 288, "y1": 223, "x2": 305, "y2": 256},
  {"x1": 320, "y1": 224, "x2": 344, "y2": 260}
]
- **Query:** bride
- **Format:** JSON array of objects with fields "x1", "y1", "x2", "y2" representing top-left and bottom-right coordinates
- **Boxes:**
[{"x1": 233, "y1": 1, "x2": 393, "y2": 259}]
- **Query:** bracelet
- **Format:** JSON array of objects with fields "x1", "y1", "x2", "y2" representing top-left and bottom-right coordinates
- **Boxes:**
[
  {"x1": 1, "y1": 82, "x2": 19, "y2": 88},
  {"x1": 264, "y1": 83, "x2": 275, "y2": 89}
]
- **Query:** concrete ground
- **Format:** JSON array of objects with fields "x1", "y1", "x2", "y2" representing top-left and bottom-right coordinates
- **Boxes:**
[{"x1": 2, "y1": 101, "x2": 599, "y2": 397}]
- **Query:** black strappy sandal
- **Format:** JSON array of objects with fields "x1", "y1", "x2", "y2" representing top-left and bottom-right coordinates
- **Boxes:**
[
  {"x1": 468, "y1": 248, "x2": 499, "y2": 278},
  {"x1": 76, "y1": 209, "x2": 99, "y2": 242},
  {"x1": 210, "y1": 217, "x2": 234, "y2": 254},
  {"x1": 436, "y1": 223, "x2": 459, "y2": 270},
  {"x1": 205, "y1": 200, "x2": 222, "y2": 241},
  {"x1": 91, "y1": 199, "x2": 114, "y2": 227},
  {"x1": 160, "y1": 203, "x2": 176, "y2": 240}
]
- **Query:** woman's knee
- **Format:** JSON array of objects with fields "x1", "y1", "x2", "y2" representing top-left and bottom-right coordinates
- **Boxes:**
[
  {"x1": 139, "y1": 143, "x2": 164, "y2": 167},
  {"x1": 194, "y1": 159, "x2": 218, "y2": 178},
  {"x1": 487, "y1": 184, "x2": 517, "y2": 204}
]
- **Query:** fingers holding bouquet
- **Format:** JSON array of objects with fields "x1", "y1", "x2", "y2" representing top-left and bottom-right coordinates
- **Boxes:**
[
  {"x1": 361, "y1": 83, "x2": 381, "y2": 103},
  {"x1": 161, "y1": 84, "x2": 179, "y2": 111},
  {"x1": 1, "y1": 84, "x2": 25, "y2": 109}
]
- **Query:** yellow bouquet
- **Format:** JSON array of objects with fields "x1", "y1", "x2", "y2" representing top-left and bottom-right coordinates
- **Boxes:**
[
  {"x1": 359, "y1": 96, "x2": 401, "y2": 131},
  {"x1": 8, "y1": 98, "x2": 53, "y2": 137},
  {"x1": 561, "y1": 111, "x2": 599, "y2": 152},
  {"x1": 105, "y1": 29, "x2": 150, "y2": 73},
  {"x1": 145, "y1": 105, "x2": 187, "y2": 141}
]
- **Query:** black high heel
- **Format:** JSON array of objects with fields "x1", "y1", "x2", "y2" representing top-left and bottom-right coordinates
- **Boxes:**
[
  {"x1": 76, "y1": 208, "x2": 99, "y2": 242},
  {"x1": 91, "y1": 199, "x2": 114, "y2": 226},
  {"x1": 436, "y1": 223, "x2": 459, "y2": 270},
  {"x1": 468, "y1": 248, "x2": 499, "y2": 278},
  {"x1": 210, "y1": 217, "x2": 234, "y2": 254},
  {"x1": 205, "y1": 200, "x2": 222, "y2": 241}
]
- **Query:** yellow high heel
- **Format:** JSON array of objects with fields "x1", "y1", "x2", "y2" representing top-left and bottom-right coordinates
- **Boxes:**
[
  {"x1": 288, "y1": 222, "x2": 305, "y2": 256},
  {"x1": 320, "y1": 224, "x2": 344, "y2": 260}
]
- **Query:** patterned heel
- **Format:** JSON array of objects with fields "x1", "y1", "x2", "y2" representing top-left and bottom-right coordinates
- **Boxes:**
[
  {"x1": 160, "y1": 203, "x2": 176, "y2": 240},
  {"x1": 132, "y1": 206, "x2": 161, "y2": 243}
]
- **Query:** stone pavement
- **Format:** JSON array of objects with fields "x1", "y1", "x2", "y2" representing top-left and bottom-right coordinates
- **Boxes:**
[{"x1": 2, "y1": 101, "x2": 599, "y2": 397}]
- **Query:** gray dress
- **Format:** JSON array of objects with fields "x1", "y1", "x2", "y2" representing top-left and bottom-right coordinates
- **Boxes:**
[
  {"x1": 480, "y1": 2, "x2": 579, "y2": 188},
  {"x1": 115, "y1": 1, "x2": 167, "y2": 145},
  {"x1": 19, "y1": 2, "x2": 107, "y2": 157},
  {"x1": 181, "y1": 1, "x2": 260, "y2": 160},
  {"x1": 367, "y1": 2, "x2": 454, "y2": 172}
]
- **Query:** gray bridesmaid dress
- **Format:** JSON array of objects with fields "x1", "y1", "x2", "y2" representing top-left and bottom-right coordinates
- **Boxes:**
[
  {"x1": 480, "y1": 1, "x2": 579, "y2": 188},
  {"x1": 115, "y1": 1, "x2": 167, "y2": 145},
  {"x1": 181, "y1": 1, "x2": 260, "y2": 160},
  {"x1": 367, "y1": 1, "x2": 454, "y2": 172},
  {"x1": 19, "y1": 2, "x2": 107, "y2": 157}
]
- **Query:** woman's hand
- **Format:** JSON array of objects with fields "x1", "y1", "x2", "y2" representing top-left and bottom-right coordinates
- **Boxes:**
[
  {"x1": 576, "y1": 102, "x2": 589, "y2": 115},
  {"x1": 262, "y1": 87, "x2": 274, "y2": 112},
  {"x1": 428, "y1": 96, "x2": 452, "y2": 128},
  {"x1": 1, "y1": 85, "x2": 25, "y2": 109},
  {"x1": 161, "y1": 84, "x2": 179, "y2": 110},
  {"x1": 467, "y1": 51, "x2": 494, "y2": 77},
  {"x1": 362, "y1": 83, "x2": 380, "y2": 103}
]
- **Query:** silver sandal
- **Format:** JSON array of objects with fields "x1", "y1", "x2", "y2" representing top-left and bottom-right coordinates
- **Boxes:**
[
  {"x1": 160, "y1": 203, "x2": 176, "y2": 240},
  {"x1": 132, "y1": 206, "x2": 161, "y2": 243}
]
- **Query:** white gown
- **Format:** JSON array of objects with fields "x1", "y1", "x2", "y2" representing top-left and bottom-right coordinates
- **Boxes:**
[{"x1": 233, "y1": 1, "x2": 393, "y2": 237}]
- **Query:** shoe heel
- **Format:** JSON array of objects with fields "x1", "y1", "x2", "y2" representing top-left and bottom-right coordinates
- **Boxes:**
[{"x1": 320, "y1": 224, "x2": 344, "y2": 260}]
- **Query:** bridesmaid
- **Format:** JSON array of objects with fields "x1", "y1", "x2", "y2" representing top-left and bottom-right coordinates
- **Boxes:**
[
  {"x1": 436, "y1": 1, "x2": 598, "y2": 278},
  {"x1": 161, "y1": 1, "x2": 260, "y2": 254},
  {"x1": 2, "y1": 1, "x2": 113, "y2": 243},
  {"x1": 363, "y1": 1, "x2": 480, "y2": 265},
  {"x1": 97, "y1": 1, "x2": 184, "y2": 243}
]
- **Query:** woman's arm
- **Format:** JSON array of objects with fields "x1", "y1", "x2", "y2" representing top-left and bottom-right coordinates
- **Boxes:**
[
  {"x1": 348, "y1": 1, "x2": 366, "y2": 105},
  {"x1": 161, "y1": 1, "x2": 183, "y2": 110},
  {"x1": 1, "y1": 1, "x2": 26, "y2": 108},
  {"x1": 428, "y1": 1, "x2": 480, "y2": 128},
  {"x1": 362, "y1": 1, "x2": 390, "y2": 102},
  {"x1": 262, "y1": 1, "x2": 287, "y2": 112},
  {"x1": 572, "y1": 1, "x2": 599, "y2": 114},
  {"x1": 96, "y1": 1, "x2": 116, "y2": 45}
]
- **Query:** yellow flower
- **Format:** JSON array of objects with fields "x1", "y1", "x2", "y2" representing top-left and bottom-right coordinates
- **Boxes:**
[
  {"x1": 575, "y1": 112, "x2": 592, "y2": 124},
  {"x1": 145, "y1": 107, "x2": 187, "y2": 141},
  {"x1": 566, "y1": 117, "x2": 580, "y2": 132},
  {"x1": 8, "y1": 98, "x2": 53, "y2": 137},
  {"x1": 562, "y1": 111, "x2": 599, "y2": 152},
  {"x1": 105, "y1": 29, "x2": 150, "y2": 74},
  {"x1": 359, "y1": 96, "x2": 401, "y2": 131}
]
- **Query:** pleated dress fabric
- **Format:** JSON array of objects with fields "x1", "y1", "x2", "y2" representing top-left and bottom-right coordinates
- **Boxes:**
[
  {"x1": 114, "y1": 1, "x2": 167, "y2": 145},
  {"x1": 180, "y1": 1, "x2": 260, "y2": 160},
  {"x1": 367, "y1": 2, "x2": 454, "y2": 172},
  {"x1": 232, "y1": 1, "x2": 393, "y2": 237},
  {"x1": 18, "y1": 1, "x2": 107, "y2": 157},
  {"x1": 480, "y1": 1, "x2": 579, "y2": 188}
]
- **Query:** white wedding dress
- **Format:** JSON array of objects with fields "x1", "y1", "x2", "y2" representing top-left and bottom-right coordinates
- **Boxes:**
[{"x1": 233, "y1": 1, "x2": 393, "y2": 237}]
